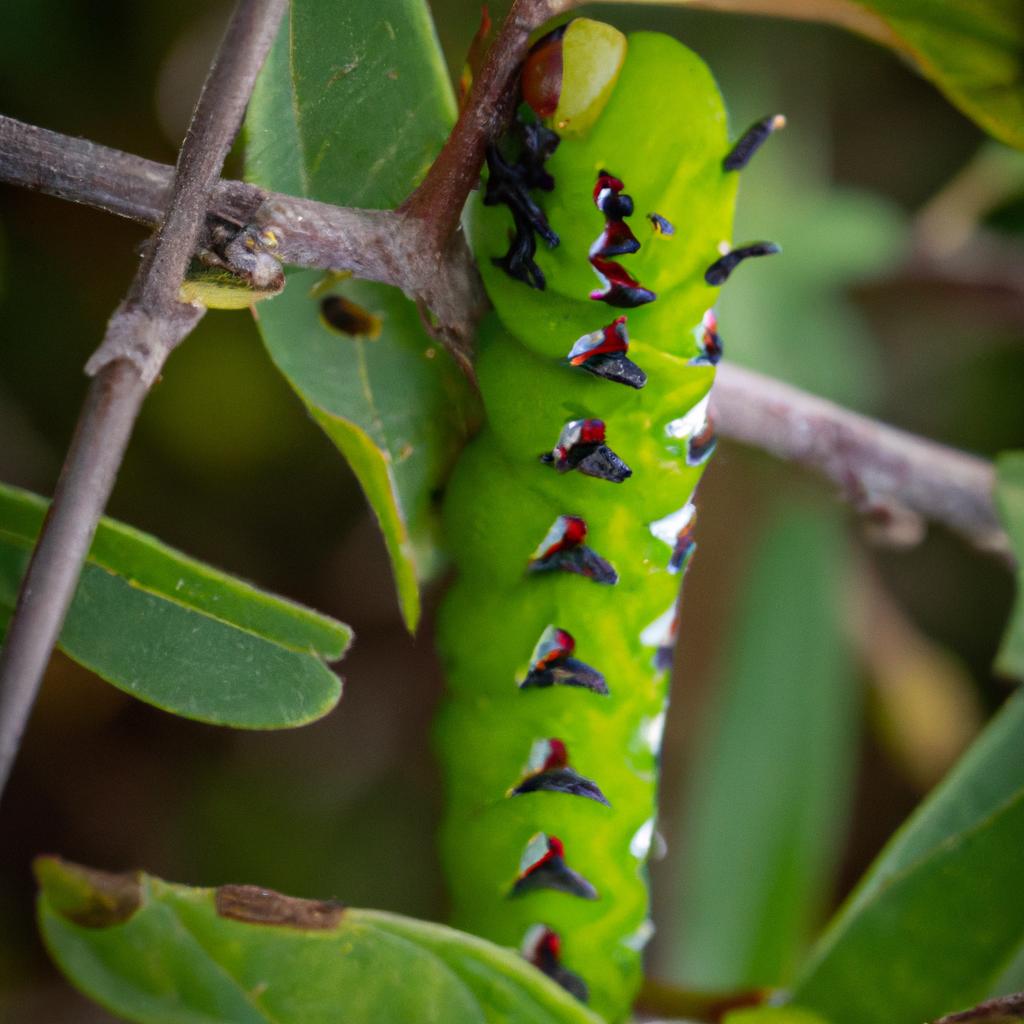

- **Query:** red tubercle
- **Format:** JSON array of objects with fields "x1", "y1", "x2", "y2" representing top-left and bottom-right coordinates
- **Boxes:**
[
  {"x1": 570, "y1": 317, "x2": 628, "y2": 364},
  {"x1": 541, "y1": 738, "x2": 570, "y2": 772},
  {"x1": 532, "y1": 629, "x2": 576, "y2": 670},
  {"x1": 591, "y1": 220, "x2": 639, "y2": 259},
  {"x1": 593, "y1": 172, "x2": 625, "y2": 205},
  {"x1": 521, "y1": 835, "x2": 563, "y2": 876},
  {"x1": 545, "y1": 835, "x2": 566, "y2": 860},
  {"x1": 537, "y1": 928, "x2": 561, "y2": 961}
]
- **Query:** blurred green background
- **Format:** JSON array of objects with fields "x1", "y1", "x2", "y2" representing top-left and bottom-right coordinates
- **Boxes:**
[{"x1": 1, "y1": 1, "x2": 1022, "y2": 1018}]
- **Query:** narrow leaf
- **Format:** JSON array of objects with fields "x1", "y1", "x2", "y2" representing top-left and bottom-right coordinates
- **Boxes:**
[
  {"x1": 0, "y1": 483, "x2": 350, "y2": 728},
  {"x1": 595, "y1": 0, "x2": 1024, "y2": 150},
  {"x1": 667, "y1": 505, "x2": 858, "y2": 988},
  {"x1": 995, "y1": 451, "x2": 1024, "y2": 677},
  {"x1": 790, "y1": 691, "x2": 1024, "y2": 1023},
  {"x1": 37, "y1": 858, "x2": 603, "y2": 1024},
  {"x1": 245, "y1": 0, "x2": 473, "y2": 631}
]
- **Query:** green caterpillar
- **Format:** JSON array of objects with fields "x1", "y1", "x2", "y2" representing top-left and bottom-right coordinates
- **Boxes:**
[{"x1": 437, "y1": 19, "x2": 779, "y2": 1021}]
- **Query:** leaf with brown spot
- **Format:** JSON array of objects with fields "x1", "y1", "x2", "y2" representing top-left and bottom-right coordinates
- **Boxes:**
[
  {"x1": 215, "y1": 885, "x2": 344, "y2": 930},
  {"x1": 38, "y1": 860, "x2": 602, "y2": 1024},
  {"x1": 34, "y1": 858, "x2": 141, "y2": 929}
]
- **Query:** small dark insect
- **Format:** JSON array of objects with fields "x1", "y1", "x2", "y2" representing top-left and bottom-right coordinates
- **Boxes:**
[{"x1": 647, "y1": 212, "x2": 675, "y2": 236}]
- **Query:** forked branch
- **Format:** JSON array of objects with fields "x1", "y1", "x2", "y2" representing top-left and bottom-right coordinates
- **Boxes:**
[
  {"x1": 0, "y1": 0, "x2": 288, "y2": 802},
  {"x1": 0, "y1": 0, "x2": 1013, "y2": 807}
]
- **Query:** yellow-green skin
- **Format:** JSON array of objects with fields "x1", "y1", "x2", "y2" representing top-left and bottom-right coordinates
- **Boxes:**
[{"x1": 437, "y1": 31, "x2": 737, "y2": 1022}]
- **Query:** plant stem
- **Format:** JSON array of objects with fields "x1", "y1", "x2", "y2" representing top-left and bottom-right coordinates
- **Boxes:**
[
  {"x1": 399, "y1": 0, "x2": 563, "y2": 244},
  {"x1": 0, "y1": 0, "x2": 288, "y2": 803},
  {"x1": 0, "y1": 364, "x2": 146, "y2": 790},
  {"x1": 711, "y1": 362, "x2": 1010, "y2": 562},
  {"x1": 0, "y1": 109, "x2": 1010, "y2": 563}
]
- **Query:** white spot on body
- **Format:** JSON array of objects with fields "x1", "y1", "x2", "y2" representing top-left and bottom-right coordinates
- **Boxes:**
[
  {"x1": 649, "y1": 502, "x2": 696, "y2": 548},
  {"x1": 665, "y1": 395, "x2": 710, "y2": 440},
  {"x1": 629, "y1": 818, "x2": 656, "y2": 859}
]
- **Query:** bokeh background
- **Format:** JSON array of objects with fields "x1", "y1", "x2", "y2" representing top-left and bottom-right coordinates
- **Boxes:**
[{"x1": 1, "y1": 0, "x2": 1023, "y2": 1018}]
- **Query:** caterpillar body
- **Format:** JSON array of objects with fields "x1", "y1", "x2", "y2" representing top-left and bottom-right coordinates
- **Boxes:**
[{"x1": 437, "y1": 19, "x2": 778, "y2": 1021}]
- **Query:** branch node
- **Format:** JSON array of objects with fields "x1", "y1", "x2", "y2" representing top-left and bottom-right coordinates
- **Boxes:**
[{"x1": 85, "y1": 302, "x2": 204, "y2": 387}]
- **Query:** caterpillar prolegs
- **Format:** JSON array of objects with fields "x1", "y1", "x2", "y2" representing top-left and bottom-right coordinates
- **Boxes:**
[{"x1": 437, "y1": 20, "x2": 779, "y2": 1021}]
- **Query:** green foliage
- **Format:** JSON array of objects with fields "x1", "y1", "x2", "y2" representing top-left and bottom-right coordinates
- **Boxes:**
[
  {"x1": 857, "y1": 0, "x2": 1024, "y2": 151},
  {"x1": 995, "y1": 452, "x2": 1024, "y2": 677},
  {"x1": 668, "y1": 505, "x2": 858, "y2": 989},
  {"x1": 36, "y1": 858, "x2": 602, "y2": 1024},
  {"x1": 725, "y1": 1008, "x2": 831, "y2": 1024},
  {"x1": 245, "y1": 0, "x2": 473, "y2": 631},
  {"x1": 789, "y1": 691, "x2": 1024, "y2": 1023},
  {"x1": 614, "y1": 0, "x2": 1024, "y2": 151},
  {"x1": 0, "y1": 483, "x2": 349, "y2": 728}
]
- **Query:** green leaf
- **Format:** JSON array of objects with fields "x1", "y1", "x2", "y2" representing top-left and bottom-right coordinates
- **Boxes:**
[
  {"x1": 610, "y1": 0, "x2": 1024, "y2": 150},
  {"x1": 665, "y1": 505, "x2": 858, "y2": 988},
  {"x1": 995, "y1": 451, "x2": 1024, "y2": 677},
  {"x1": 245, "y1": 0, "x2": 472, "y2": 631},
  {"x1": 36, "y1": 858, "x2": 603, "y2": 1024},
  {"x1": 0, "y1": 483, "x2": 350, "y2": 728},
  {"x1": 789, "y1": 690, "x2": 1024, "y2": 1023},
  {"x1": 724, "y1": 1009, "x2": 831, "y2": 1024}
]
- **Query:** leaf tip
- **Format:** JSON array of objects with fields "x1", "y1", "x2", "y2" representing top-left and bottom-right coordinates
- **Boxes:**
[{"x1": 34, "y1": 856, "x2": 142, "y2": 928}]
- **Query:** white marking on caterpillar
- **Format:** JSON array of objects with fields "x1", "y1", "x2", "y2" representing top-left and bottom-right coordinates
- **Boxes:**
[
  {"x1": 629, "y1": 818, "x2": 656, "y2": 859},
  {"x1": 665, "y1": 394, "x2": 710, "y2": 440},
  {"x1": 620, "y1": 918, "x2": 656, "y2": 952},
  {"x1": 649, "y1": 502, "x2": 696, "y2": 548},
  {"x1": 640, "y1": 605, "x2": 677, "y2": 650},
  {"x1": 638, "y1": 710, "x2": 667, "y2": 756}
]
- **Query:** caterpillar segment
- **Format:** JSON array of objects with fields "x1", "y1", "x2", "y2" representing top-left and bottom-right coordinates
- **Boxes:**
[{"x1": 437, "y1": 18, "x2": 780, "y2": 1021}]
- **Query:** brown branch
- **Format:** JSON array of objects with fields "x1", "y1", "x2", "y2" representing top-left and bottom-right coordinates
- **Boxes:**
[
  {"x1": 0, "y1": 115, "x2": 400, "y2": 286},
  {"x1": 0, "y1": 114, "x2": 484, "y2": 362},
  {"x1": 399, "y1": 0, "x2": 563, "y2": 245},
  {"x1": 0, "y1": 0, "x2": 288, "y2": 803},
  {"x1": 711, "y1": 362, "x2": 1011, "y2": 562},
  {"x1": 932, "y1": 992, "x2": 1024, "y2": 1024},
  {"x1": 0, "y1": 113, "x2": 1011, "y2": 561},
  {"x1": 0, "y1": 1, "x2": 1010, "y2": 574}
]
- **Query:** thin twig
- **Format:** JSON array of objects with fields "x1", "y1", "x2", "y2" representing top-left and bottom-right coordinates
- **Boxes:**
[
  {"x1": 0, "y1": 113, "x2": 484, "y2": 357},
  {"x1": 399, "y1": 0, "x2": 563, "y2": 244},
  {"x1": 0, "y1": 0, "x2": 1011, "y2": 569},
  {"x1": 0, "y1": 115, "x2": 399, "y2": 284},
  {"x1": 932, "y1": 992, "x2": 1024, "y2": 1024},
  {"x1": 0, "y1": 111, "x2": 1010, "y2": 562},
  {"x1": 0, "y1": 0, "x2": 288, "y2": 802},
  {"x1": 711, "y1": 362, "x2": 1011, "y2": 562}
]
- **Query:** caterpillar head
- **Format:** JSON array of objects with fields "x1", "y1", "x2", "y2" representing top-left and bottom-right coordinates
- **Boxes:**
[{"x1": 522, "y1": 20, "x2": 628, "y2": 138}]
